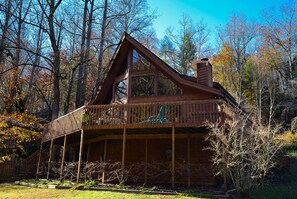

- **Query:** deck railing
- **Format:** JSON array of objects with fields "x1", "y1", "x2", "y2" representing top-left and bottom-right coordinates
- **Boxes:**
[
  {"x1": 43, "y1": 106, "x2": 84, "y2": 141},
  {"x1": 83, "y1": 99, "x2": 235, "y2": 129},
  {"x1": 43, "y1": 100, "x2": 237, "y2": 141}
]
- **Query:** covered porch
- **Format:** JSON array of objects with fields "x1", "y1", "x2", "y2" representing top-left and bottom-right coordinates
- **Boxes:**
[{"x1": 39, "y1": 126, "x2": 215, "y2": 187}]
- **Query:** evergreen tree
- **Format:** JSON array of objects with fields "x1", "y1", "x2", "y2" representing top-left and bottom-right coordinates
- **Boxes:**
[
  {"x1": 165, "y1": 14, "x2": 205, "y2": 75},
  {"x1": 159, "y1": 35, "x2": 177, "y2": 67},
  {"x1": 177, "y1": 32, "x2": 196, "y2": 75}
]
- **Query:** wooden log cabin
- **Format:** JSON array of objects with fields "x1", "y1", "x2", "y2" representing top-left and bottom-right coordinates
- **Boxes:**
[{"x1": 39, "y1": 33, "x2": 239, "y2": 187}]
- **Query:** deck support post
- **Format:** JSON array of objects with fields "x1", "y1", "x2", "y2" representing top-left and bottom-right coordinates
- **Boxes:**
[
  {"x1": 47, "y1": 139, "x2": 53, "y2": 180},
  {"x1": 171, "y1": 126, "x2": 175, "y2": 188},
  {"x1": 60, "y1": 135, "x2": 67, "y2": 181},
  {"x1": 36, "y1": 140, "x2": 43, "y2": 179},
  {"x1": 144, "y1": 138, "x2": 148, "y2": 184},
  {"x1": 77, "y1": 130, "x2": 84, "y2": 183},
  {"x1": 187, "y1": 136, "x2": 191, "y2": 187},
  {"x1": 102, "y1": 139, "x2": 107, "y2": 184},
  {"x1": 121, "y1": 128, "x2": 126, "y2": 179}
]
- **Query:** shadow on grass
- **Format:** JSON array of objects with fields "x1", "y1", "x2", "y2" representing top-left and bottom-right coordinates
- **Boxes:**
[
  {"x1": 250, "y1": 157, "x2": 297, "y2": 199},
  {"x1": 0, "y1": 184, "x2": 30, "y2": 191}
]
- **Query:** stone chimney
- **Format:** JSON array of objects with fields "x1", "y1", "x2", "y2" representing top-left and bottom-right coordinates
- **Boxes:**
[{"x1": 195, "y1": 58, "x2": 213, "y2": 87}]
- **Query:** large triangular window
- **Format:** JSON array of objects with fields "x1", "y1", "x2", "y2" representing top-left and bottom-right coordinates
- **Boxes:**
[
  {"x1": 129, "y1": 49, "x2": 182, "y2": 98},
  {"x1": 157, "y1": 72, "x2": 182, "y2": 95},
  {"x1": 131, "y1": 49, "x2": 154, "y2": 71}
]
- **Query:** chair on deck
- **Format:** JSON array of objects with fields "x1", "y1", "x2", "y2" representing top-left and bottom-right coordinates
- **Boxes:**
[{"x1": 141, "y1": 106, "x2": 170, "y2": 124}]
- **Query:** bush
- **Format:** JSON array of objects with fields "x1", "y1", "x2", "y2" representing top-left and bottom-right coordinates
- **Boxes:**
[
  {"x1": 83, "y1": 180, "x2": 98, "y2": 189},
  {"x1": 206, "y1": 115, "x2": 282, "y2": 197},
  {"x1": 291, "y1": 117, "x2": 297, "y2": 133},
  {"x1": 277, "y1": 131, "x2": 297, "y2": 150}
]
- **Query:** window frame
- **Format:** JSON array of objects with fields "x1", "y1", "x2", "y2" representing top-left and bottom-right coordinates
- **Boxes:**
[
  {"x1": 113, "y1": 72, "x2": 128, "y2": 103},
  {"x1": 128, "y1": 49, "x2": 183, "y2": 98},
  {"x1": 130, "y1": 74, "x2": 156, "y2": 97}
]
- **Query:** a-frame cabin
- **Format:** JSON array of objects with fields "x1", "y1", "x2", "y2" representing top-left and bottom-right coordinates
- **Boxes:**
[{"x1": 40, "y1": 33, "x2": 238, "y2": 187}]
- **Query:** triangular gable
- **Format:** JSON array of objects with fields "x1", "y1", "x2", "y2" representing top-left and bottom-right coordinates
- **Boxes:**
[{"x1": 91, "y1": 33, "x2": 223, "y2": 105}]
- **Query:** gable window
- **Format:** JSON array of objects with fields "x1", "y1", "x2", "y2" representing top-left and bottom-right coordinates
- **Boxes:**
[
  {"x1": 129, "y1": 48, "x2": 183, "y2": 98},
  {"x1": 131, "y1": 49, "x2": 154, "y2": 71},
  {"x1": 157, "y1": 72, "x2": 182, "y2": 96},
  {"x1": 131, "y1": 76, "x2": 155, "y2": 97},
  {"x1": 114, "y1": 78, "x2": 127, "y2": 100}
]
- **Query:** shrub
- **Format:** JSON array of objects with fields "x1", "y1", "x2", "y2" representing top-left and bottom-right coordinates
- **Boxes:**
[
  {"x1": 277, "y1": 131, "x2": 297, "y2": 150},
  {"x1": 83, "y1": 180, "x2": 98, "y2": 189},
  {"x1": 206, "y1": 115, "x2": 282, "y2": 197},
  {"x1": 291, "y1": 117, "x2": 297, "y2": 133}
]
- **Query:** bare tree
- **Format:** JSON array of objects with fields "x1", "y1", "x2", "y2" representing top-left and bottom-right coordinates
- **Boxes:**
[
  {"x1": 194, "y1": 19, "x2": 212, "y2": 59},
  {"x1": 92, "y1": 0, "x2": 157, "y2": 97},
  {"x1": 206, "y1": 116, "x2": 282, "y2": 196},
  {"x1": 262, "y1": 0, "x2": 297, "y2": 82},
  {"x1": 37, "y1": 0, "x2": 63, "y2": 120},
  {"x1": 0, "y1": 0, "x2": 13, "y2": 64},
  {"x1": 75, "y1": 0, "x2": 95, "y2": 108},
  {"x1": 62, "y1": 3, "x2": 81, "y2": 114},
  {"x1": 11, "y1": 0, "x2": 27, "y2": 113},
  {"x1": 75, "y1": 0, "x2": 88, "y2": 108},
  {"x1": 217, "y1": 14, "x2": 257, "y2": 106},
  {"x1": 92, "y1": 0, "x2": 108, "y2": 98},
  {"x1": 25, "y1": 9, "x2": 45, "y2": 112},
  {"x1": 245, "y1": 51, "x2": 278, "y2": 127},
  {"x1": 112, "y1": 0, "x2": 156, "y2": 39}
]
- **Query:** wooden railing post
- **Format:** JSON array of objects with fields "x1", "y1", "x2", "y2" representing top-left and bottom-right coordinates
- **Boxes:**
[{"x1": 77, "y1": 130, "x2": 84, "y2": 183}]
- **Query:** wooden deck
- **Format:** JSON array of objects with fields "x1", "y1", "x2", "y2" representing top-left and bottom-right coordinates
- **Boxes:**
[
  {"x1": 43, "y1": 106, "x2": 84, "y2": 142},
  {"x1": 43, "y1": 100, "x2": 236, "y2": 142},
  {"x1": 83, "y1": 99, "x2": 234, "y2": 128}
]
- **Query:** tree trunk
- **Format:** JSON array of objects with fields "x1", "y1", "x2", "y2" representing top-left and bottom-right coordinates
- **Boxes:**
[
  {"x1": 93, "y1": 0, "x2": 108, "y2": 98},
  {"x1": 14, "y1": 0, "x2": 25, "y2": 113},
  {"x1": 64, "y1": 69, "x2": 75, "y2": 114},
  {"x1": 0, "y1": 0, "x2": 12, "y2": 64},
  {"x1": 64, "y1": 17, "x2": 78, "y2": 114},
  {"x1": 46, "y1": 0, "x2": 62, "y2": 120},
  {"x1": 82, "y1": 0, "x2": 94, "y2": 104},
  {"x1": 75, "y1": 0, "x2": 88, "y2": 108},
  {"x1": 25, "y1": 12, "x2": 44, "y2": 112}
]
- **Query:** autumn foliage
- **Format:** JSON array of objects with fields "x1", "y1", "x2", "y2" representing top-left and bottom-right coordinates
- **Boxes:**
[{"x1": 0, "y1": 113, "x2": 43, "y2": 162}]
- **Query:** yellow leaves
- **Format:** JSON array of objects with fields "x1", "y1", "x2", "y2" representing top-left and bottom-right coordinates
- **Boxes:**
[
  {"x1": 277, "y1": 131, "x2": 297, "y2": 149},
  {"x1": 212, "y1": 43, "x2": 240, "y2": 99},
  {"x1": 0, "y1": 113, "x2": 43, "y2": 161},
  {"x1": 0, "y1": 121, "x2": 8, "y2": 128},
  {"x1": 12, "y1": 112, "x2": 44, "y2": 130}
]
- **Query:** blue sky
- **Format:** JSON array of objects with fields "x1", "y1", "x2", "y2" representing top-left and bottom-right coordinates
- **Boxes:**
[{"x1": 147, "y1": 0, "x2": 286, "y2": 40}]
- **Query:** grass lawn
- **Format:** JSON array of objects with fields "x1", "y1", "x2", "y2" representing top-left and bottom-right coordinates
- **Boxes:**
[
  {"x1": 0, "y1": 184, "x2": 205, "y2": 199},
  {"x1": 250, "y1": 182, "x2": 297, "y2": 199},
  {"x1": 250, "y1": 157, "x2": 297, "y2": 199},
  {"x1": 288, "y1": 150, "x2": 297, "y2": 156}
]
